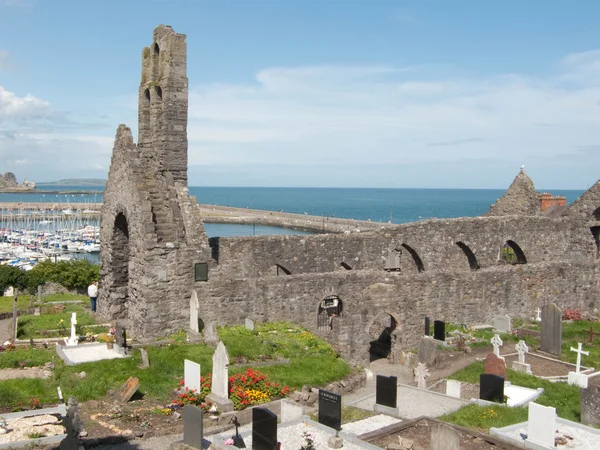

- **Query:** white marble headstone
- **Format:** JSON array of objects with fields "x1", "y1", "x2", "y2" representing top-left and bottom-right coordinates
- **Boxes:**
[
  {"x1": 190, "y1": 291, "x2": 199, "y2": 333},
  {"x1": 527, "y1": 402, "x2": 556, "y2": 448},
  {"x1": 184, "y1": 359, "x2": 201, "y2": 393},
  {"x1": 414, "y1": 363, "x2": 430, "y2": 390},
  {"x1": 446, "y1": 379, "x2": 461, "y2": 398},
  {"x1": 211, "y1": 341, "x2": 230, "y2": 399},
  {"x1": 245, "y1": 318, "x2": 254, "y2": 331}
]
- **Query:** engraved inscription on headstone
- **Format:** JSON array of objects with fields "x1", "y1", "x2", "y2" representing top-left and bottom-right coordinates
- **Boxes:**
[
  {"x1": 318, "y1": 389, "x2": 342, "y2": 431},
  {"x1": 183, "y1": 404, "x2": 204, "y2": 449},
  {"x1": 375, "y1": 375, "x2": 397, "y2": 408},
  {"x1": 433, "y1": 320, "x2": 445, "y2": 341},
  {"x1": 479, "y1": 373, "x2": 504, "y2": 403},
  {"x1": 252, "y1": 407, "x2": 277, "y2": 450},
  {"x1": 540, "y1": 302, "x2": 562, "y2": 356}
]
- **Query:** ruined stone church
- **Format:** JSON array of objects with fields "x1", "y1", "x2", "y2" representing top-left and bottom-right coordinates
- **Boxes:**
[{"x1": 99, "y1": 25, "x2": 600, "y2": 363}]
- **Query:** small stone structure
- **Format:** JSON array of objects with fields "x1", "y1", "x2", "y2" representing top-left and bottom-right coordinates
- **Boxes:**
[{"x1": 99, "y1": 24, "x2": 600, "y2": 364}]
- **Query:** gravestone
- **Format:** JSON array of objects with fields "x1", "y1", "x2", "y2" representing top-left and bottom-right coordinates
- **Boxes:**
[
  {"x1": 430, "y1": 422, "x2": 460, "y2": 450},
  {"x1": 527, "y1": 402, "x2": 556, "y2": 448},
  {"x1": 480, "y1": 374, "x2": 504, "y2": 403},
  {"x1": 490, "y1": 334, "x2": 503, "y2": 359},
  {"x1": 424, "y1": 316, "x2": 430, "y2": 336},
  {"x1": 252, "y1": 407, "x2": 278, "y2": 450},
  {"x1": 37, "y1": 285, "x2": 42, "y2": 305},
  {"x1": 433, "y1": 320, "x2": 445, "y2": 341},
  {"x1": 245, "y1": 318, "x2": 255, "y2": 331},
  {"x1": 581, "y1": 377, "x2": 600, "y2": 426},
  {"x1": 118, "y1": 376, "x2": 139, "y2": 402},
  {"x1": 140, "y1": 348, "x2": 150, "y2": 368},
  {"x1": 204, "y1": 322, "x2": 219, "y2": 346},
  {"x1": 484, "y1": 353, "x2": 508, "y2": 380},
  {"x1": 190, "y1": 291, "x2": 200, "y2": 333},
  {"x1": 417, "y1": 337, "x2": 437, "y2": 365},
  {"x1": 414, "y1": 362, "x2": 430, "y2": 389},
  {"x1": 115, "y1": 324, "x2": 126, "y2": 349},
  {"x1": 492, "y1": 315, "x2": 511, "y2": 334},
  {"x1": 375, "y1": 375, "x2": 397, "y2": 408},
  {"x1": 206, "y1": 341, "x2": 234, "y2": 412},
  {"x1": 59, "y1": 397, "x2": 85, "y2": 450},
  {"x1": 11, "y1": 296, "x2": 17, "y2": 341},
  {"x1": 184, "y1": 359, "x2": 201, "y2": 393},
  {"x1": 540, "y1": 302, "x2": 562, "y2": 356},
  {"x1": 183, "y1": 404, "x2": 204, "y2": 449},
  {"x1": 446, "y1": 379, "x2": 461, "y2": 398},
  {"x1": 281, "y1": 400, "x2": 303, "y2": 423},
  {"x1": 512, "y1": 340, "x2": 532, "y2": 374},
  {"x1": 318, "y1": 389, "x2": 342, "y2": 431},
  {"x1": 567, "y1": 342, "x2": 590, "y2": 388}
]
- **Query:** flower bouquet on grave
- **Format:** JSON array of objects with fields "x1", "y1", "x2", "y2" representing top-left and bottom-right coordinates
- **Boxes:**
[{"x1": 299, "y1": 430, "x2": 315, "y2": 450}]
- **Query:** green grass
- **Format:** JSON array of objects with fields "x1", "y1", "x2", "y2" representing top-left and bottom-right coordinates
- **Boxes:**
[
  {"x1": 309, "y1": 406, "x2": 376, "y2": 424},
  {"x1": 444, "y1": 361, "x2": 581, "y2": 429},
  {"x1": 0, "y1": 322, "x2": 350, "y2": 410},
  {"x1": 0, "y1": 347, "x2": 55, "y2": 369},
  {"x1": 17, "y1": 305, "x2": 97, "y2": 339},
  {"x1": 0, "y1": 293, "x2": 88, "y2": 313}
]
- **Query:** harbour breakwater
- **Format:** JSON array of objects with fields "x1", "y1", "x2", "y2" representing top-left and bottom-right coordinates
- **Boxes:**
[{"x1": 0, "y1": 202, "x2": 383, "y2": 234}]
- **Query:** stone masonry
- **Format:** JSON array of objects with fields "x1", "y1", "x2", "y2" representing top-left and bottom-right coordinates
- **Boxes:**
[{"x1": 101, "y1": 25, "x2": 600, "y2": 362}]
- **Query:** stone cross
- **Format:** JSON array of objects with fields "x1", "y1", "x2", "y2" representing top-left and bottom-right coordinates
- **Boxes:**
[
  {"x1": 583, "y1": 326, "x2": 600, "y2": 345},
  {"x1": 491, "y1": 334, "x2": 503, "y2": 357},
  {"x1": 535, "y1": 308, "x2": 542, "y2": 322},
  {"x1": 414, "y1": 362, "x2": 430, "y2": 389},
  {"x1": 516, "y1": 340, "x2": 529, "y2": 364},
  {"x1": 211, "y1": 341, "x2": 230, "y2": 399},
  {"x1": 189, "y1": 291, "x2": 199, "y2": 333},
  {"x1": 570, "y1": 342, "x2": 589, "y2": 374},
  {"x1": 66, "y1": 313, "x2": 78, "y2": 346}
]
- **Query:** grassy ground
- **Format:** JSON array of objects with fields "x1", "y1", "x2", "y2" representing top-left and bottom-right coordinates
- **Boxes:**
[
  {"x1": 0, "y1": 347, "x2": 55, "y2": 369},
  {"x1": 0, "y1": 293, "x2": 88, "y2": 313},
  {"x1": 0, "y1": 322, "x2": 351, "y2": 411},
  {"x1": 17, "y1": 304, "x2": 99, "y2": 339}
]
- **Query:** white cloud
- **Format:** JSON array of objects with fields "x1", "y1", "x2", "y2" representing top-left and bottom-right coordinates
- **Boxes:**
[
  {"x1": 184, "y1": 50, "x2": 600, "y2": 187},
  {"x1": 0, "y1": 85, "x2": 52, "y2": 120}
]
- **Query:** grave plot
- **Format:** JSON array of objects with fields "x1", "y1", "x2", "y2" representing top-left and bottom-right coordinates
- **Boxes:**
[
  {"x1": 502, "y1": 352, "x2": 584, "y2": 378},
  {"x1": 0, "y1": 404, "x2": 67, "y2": 449},
  {"x1": 360, "y1": 417, "x2": 522, "y2": 450}
]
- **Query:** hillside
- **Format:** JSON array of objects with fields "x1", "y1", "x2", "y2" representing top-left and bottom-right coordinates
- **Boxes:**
[
  {"x1": 36, "y1": 178, "x2": 107, "y2": 186},
  {"x1": 0, "y1": 172, "x2": 35, "y2": 191}
]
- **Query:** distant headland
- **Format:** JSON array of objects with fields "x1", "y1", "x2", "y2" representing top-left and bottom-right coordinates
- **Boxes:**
[
  {"x1": 0, "y1": 172, "x2": 36, "y2": 192},
  {"x1": 36, "y1": 178, "x2": 107, "y2": 186}
]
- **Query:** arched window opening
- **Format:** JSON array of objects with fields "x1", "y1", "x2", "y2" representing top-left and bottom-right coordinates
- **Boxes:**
[
  {"x1": 499, "y1": 240, "x2": 527, "y2": 265},
  {"x1": 153, "y1": 42, "x2": 160, "y2": 55},
  {"x1": 593, "y1": 207, "x2": 600, "y2": 221},
  {"x1": 155, "y1": 85, "x2": 163, "y2": 100},
  {"x1": 590, "y1": 227, "x2": 600, "y2": 259},
  {"x1": 340, "y1": 262, "x2": 352, "y2": 270},
  {"x1": 456, "y1": 241, "x2": 480, "y2": 270},
  {"x1": 144, "y1": 88, "x2": 151, "y2": 103},
  {"x1": 112, "y1": 212, "x2": 130, "y2": 288},
  {"x1": 317, "y1": 296, "x2": 343, "y2": 330},
  {"x1": 401, "y1": 243, "x2": 425, "y2": 272}
]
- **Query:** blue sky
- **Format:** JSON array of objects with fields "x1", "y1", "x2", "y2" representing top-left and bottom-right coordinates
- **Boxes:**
[{"x1": 1, "y1": 0, "x2": 600, "y2": 189}]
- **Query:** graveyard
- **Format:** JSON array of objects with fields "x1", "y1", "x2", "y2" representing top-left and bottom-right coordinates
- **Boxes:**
[{"x1": 2, "y1": 289, "x2": 600, "y2": 449}]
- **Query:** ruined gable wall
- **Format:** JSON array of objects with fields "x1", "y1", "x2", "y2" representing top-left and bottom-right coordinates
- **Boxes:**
[
  {"x1": 208, "y1": 215, "x2": 595, "y2": 279},
  {"x1": 197, "y1": 261, "x2": 600, "y2": 363}
]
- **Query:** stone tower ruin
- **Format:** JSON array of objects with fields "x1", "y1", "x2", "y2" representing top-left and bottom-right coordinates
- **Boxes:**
[{"x1": 98, "y1": 25, "x2": 211, "y2": 339}]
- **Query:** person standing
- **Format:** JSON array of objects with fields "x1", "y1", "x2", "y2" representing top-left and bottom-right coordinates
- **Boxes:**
[{"x1": 88, "y1": 281, "x2": 99, "y2": 313}]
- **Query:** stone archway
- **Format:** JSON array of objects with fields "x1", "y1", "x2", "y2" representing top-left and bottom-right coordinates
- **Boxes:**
[
  {"x1": 105, "y1": 212, "x2": 130, "y2": 319},
  {"x1": 367, "y1": 311, "x2": 402, "y2": 363}
]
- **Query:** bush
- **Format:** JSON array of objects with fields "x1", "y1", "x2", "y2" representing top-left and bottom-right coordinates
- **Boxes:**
[
  {"x1": 563, "y1": 309, "x2": 582, "y2": 321},
  {"x1": 0, "y1": 265, "x2": 28, "y2": 293},
  {"x1": 26, "y1": 259, "x2": 99, "y2": 292}
]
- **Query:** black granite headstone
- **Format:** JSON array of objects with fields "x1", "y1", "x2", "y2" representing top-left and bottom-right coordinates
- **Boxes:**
[
  {"x1": 375, "y1": 375, "x2": 397, "y2": 408},
  {"x1": 434, "y1": 320, "x2": 445, "y2": 341},
  {"x1": 252, "y1": 407, "x2": 278, "y2": 450},
  {"x1": 318, "y1": 389, "x2": 342, "y2": 431},
  {"x1": 425, "y1": 316, "x2": 431, "y2": 336},
  {"x1": 183, "y1": 404, "x2": 204, "y2": 449},
  {"x1": 479, "y1": 374, "x2": 504, "y2": 403}
]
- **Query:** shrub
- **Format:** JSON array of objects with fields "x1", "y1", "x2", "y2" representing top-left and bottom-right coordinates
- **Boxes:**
[{"x1": 563, "y1": 309, "x2": 582, "y2": 321}]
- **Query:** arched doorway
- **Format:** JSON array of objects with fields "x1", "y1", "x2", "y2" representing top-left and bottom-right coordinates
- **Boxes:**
[
  {"x1": 367, "y1": 312, "x2": 402, "y2": 362},
  {"x1": 317, "y1": 295, "x2": 343, "y2": 330},
  {"x1": 109, "y1": 212, "x2": 130, "y2": 317}
]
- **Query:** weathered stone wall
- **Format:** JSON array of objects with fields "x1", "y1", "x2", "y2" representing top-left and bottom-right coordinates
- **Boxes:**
[
  {"x1": 485, "y1": 169, "x2": 540, "y2": 216},
  {"x1": 209, "y1": 215, "x2": 595, "y2": 279},
  {"x1": 197, "y1": 261, "x2": 600, "y2": 363}
]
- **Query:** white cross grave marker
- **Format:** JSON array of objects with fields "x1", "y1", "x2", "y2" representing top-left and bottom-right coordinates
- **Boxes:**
[
  {"x1": 516, "y1": 340, "x2": 529, "y2": 364},
  {"x1": 535, "y1": 308, "x2": 542, "y2": 322},
  {"x1": 491, "y1": 334, "x2": 503, "y2": 358},
  {"x1": 571, "y1": 342, "x2": 589, "y2": 374},
  {"x1": 65, "y1": 312, "x2": 78, "y2": 346}
]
